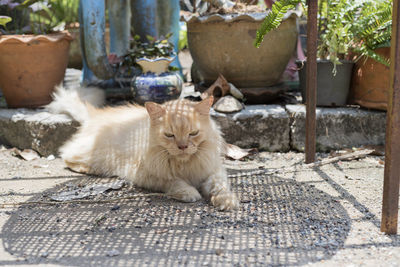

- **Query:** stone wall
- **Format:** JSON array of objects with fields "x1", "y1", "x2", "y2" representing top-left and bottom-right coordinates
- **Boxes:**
[{"x1": 0, "y1": 105, "x2": 387, "y2": 156}]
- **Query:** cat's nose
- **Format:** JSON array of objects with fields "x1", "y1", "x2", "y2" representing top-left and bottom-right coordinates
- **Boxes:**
[{"x1": 178, "y1": 144, "x2": 188, "y2": 150}]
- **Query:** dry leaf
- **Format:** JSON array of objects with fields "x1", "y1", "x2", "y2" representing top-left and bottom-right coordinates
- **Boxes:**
[
  {"x1": 33, "y1": 164, "x2": 49, "y2": 168},
  {"x1": 225, "y1": 144, "x2": 258, "y2": 160},
  {"x1": 201, "y1": 74, "x2": 231, "y2": 104},
  {"x1": 50, "y1": 180, "x2": 125, "y2": 202},
  {"x1": 362, "y1": 145, "x2": 385, "y2": 156},
  {"x1": 11, "y1": 148, "x2": 40, "y2": 161},
  {"x1": 155, "y1": 229, "x2": 169, "y2": 234}
]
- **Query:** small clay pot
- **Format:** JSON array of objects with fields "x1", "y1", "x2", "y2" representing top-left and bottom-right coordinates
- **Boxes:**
[{"x1": 0, "y1": 31, "x2": 73, "y2": 108}]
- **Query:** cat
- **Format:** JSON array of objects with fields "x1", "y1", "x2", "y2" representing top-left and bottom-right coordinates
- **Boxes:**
[{"x1": 47, "y1": 86, "x2": 239, "y2": 211}]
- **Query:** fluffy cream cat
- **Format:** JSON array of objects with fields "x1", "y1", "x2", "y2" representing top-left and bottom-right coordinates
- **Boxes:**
[{"x1": 47, "y1": 86, "x2": 239, "y2": 211}]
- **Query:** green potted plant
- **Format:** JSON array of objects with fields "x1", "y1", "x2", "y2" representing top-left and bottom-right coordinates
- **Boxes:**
[
  {"x1": 0, "y1": 0, "x2": 73, "y2": 108},
  {"x1": 181, "y1": 0, "x2": 299, "y2": 102},
  {"x1": 255, "y1": 0, "x2": 358, "y2": 106},
  {"x1": 118, "y1": 33, "x2": 183, "y2": 104},
  {"x1": 349, "y1": 0, "x2": 392, "y2": 110}
]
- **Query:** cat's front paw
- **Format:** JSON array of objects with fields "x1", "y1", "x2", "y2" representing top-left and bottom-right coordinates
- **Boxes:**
[
  {"x1": 211, "y1": 192, "x2": 239, "y2": 211},
  {"x1": 168, "y1": 186, "x2": 202, "y2": 203}
]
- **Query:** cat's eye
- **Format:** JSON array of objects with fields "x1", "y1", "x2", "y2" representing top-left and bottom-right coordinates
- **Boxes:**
[
  {"x1": 164, "y1": 132, "x2": 174, "y2": 138},
  {"x1": 189, "y1": 130, "x2": 199, "y2": 136}
]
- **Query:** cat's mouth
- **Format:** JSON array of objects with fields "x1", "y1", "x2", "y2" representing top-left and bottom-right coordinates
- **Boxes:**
[
  {"x1": 170, "y1": 149, "x2": 196, "y2": 160},
  {"x1": 171, "y1": 153, "x2": 190, "y2": 161}
]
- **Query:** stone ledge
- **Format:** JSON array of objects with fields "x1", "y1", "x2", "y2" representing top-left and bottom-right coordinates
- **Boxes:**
[
  {"x1": 0, "y1": 104, "x2": 387, "y2": 156},
  {"x1": 0, "y1": 109, "x2": 78, "y2": 156},
  {"x1": 211, "y1": 105, "x2": 290, "y2": 152},
  {"x1": 286, "y1": 105, "x2": 386, "y2": 151}
]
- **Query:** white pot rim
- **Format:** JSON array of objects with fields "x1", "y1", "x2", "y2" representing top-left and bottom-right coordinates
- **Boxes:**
[
  {"x1": 136, "y1": 56, "x2": 175, "y2": 63},
  {"x1": 181, "y1": 10, "x2": 301, "y2": 24}
]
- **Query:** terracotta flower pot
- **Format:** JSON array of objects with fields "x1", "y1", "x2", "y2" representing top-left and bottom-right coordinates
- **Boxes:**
[
  {"x1": 349, "y1": 47, "x2": 390, "y2": 111},
  {"x1": 0, "y1": 31, "x2": 73, "y2": 108}
]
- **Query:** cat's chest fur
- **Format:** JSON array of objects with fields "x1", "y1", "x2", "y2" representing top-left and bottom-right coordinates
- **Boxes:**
[
  {"x1": 141, "y1": 142, "x2": 221, "y2": 188},
  {"x1": 169, "y1": 154, "x2": 217, "y2": 184}
]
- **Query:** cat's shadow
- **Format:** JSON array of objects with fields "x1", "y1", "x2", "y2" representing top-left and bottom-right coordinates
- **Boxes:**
[{"x1": 1, "y1": 170, "x2": 351, "y2": 266}]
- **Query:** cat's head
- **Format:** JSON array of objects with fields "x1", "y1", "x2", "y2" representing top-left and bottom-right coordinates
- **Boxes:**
[{"x1": 145, "y1": 97, "x2": 214, "y2": 160}]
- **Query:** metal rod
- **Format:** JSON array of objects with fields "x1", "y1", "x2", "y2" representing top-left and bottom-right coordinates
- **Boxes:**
[
  {"x1": 381, "y1": 0, "x2": 400, "y2": 235},
  {"x1": 305, "y1": 0, "x2": 318, "y2": 163}
]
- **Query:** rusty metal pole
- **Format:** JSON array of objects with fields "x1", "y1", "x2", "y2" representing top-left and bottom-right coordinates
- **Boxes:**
[
  {"x1": 305, "y1": 0, "x2": 318, "y2": 163},
  {"x1": 381, "y1": 0, "x2": 400, "y2": 235}
]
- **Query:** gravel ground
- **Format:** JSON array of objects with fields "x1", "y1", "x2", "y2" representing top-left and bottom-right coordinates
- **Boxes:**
[{"x1": 0, "y1": 147, "x2": 400, "y2": 266}]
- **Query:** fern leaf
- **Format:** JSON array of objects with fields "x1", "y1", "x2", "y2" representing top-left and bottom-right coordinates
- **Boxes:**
[
  {"x1": 353, "y1": 46, "x2": 390, "y2": 67},
  {"x1": 254, "y1": 0, "x2": 302, "y2": 48}
]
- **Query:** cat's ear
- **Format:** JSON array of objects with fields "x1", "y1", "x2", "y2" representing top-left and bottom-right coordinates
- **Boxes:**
[
  {"x1": 195, "y1": 96, "x2": 214, "y2": 115},
  {"x1": 145, "y1": 102, "x2": 165, "y2": 120}
]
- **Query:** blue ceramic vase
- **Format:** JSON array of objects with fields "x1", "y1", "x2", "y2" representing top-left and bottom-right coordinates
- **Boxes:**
[{"x1": 131, "y1": 57, "x2": 183, "y2": 104}]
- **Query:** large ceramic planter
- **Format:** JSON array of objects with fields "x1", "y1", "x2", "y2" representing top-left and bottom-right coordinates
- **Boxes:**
[
  {"x1": 349, "y1": 47, "x2": 390, "y2": 111},
  {"x1": 184, "y1": 11, "x2": 299, "y2": 88},
  {"x1": 297, "y1": 60, "x2": 354, "y2": 106},
  {"x1": 0, "y1": 31, "x2": 72, "y2": 108},
  {"x1": 131, "y1": 57, "x2": 183, "y2": 104}
]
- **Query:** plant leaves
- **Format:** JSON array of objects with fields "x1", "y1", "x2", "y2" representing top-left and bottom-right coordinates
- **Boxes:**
[
  {"x1": 145, "y1": 35, "x2": 155, "y2": 42},
  {"x1": 20, "y1": 0, "x2": 41, "y2": 7},
  {"x1": 254, "y1": 0, "x2": 303, "y2": 48},
  {"x1": 165, "y1": 32, "x2": 173, "y2": 39},
  {"x1": 0, "y1": 16, "x2": 12, "y2": 27}
]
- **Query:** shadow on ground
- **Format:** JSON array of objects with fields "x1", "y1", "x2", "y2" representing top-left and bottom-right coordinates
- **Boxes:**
[{"x1": 1, "y1": 170, "x2": 350, "y2": 266}]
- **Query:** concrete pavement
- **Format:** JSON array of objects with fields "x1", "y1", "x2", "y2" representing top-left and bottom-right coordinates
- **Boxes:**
[{"x1": 1, "y1": 148, "x2": 399, "y2": 266}]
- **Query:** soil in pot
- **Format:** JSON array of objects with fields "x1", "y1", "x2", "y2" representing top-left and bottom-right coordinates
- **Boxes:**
[
  {"x1": 297, "y1": 60, "x2": 354, "y2": 106},
  {"x1": 0, "y1": 31, "x2": 72, "y2": 108}
]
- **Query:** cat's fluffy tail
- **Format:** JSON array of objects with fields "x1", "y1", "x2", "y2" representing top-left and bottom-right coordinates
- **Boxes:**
[{"x1": 45, "y1": 85, "x2": 105, "y2": 123}]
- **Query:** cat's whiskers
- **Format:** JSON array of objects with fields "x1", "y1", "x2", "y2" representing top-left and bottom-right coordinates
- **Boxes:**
[
  {"x1": 157, "y1": 147, "x2": 169, "y2": 159},
  {"x1": 151, "y1": 146, "x2": 170, "y2": 165}
]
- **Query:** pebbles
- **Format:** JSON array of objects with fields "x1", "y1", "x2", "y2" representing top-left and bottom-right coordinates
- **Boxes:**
[
  {"x1": 105, "y1": 249, "x2": 120, "y2": 257},
  {"x1": 215, "y1": 248, "x2": 224, "y2": 256},
  {"x1": 228, "y1": 83, "x2": 244, "y2": 100},
  {"x1": 213, "y1": 95, "x2": 244, "y2": 113},
  {"x1": 111, "y1": 205, "x2": 120, "y2": 211}
]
